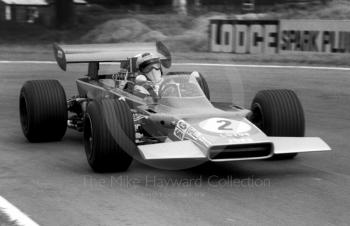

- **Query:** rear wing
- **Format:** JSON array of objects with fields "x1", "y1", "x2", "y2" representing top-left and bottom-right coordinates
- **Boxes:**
[{"x1": 53, "y1": 41, "x2": 172, "y2": 71}]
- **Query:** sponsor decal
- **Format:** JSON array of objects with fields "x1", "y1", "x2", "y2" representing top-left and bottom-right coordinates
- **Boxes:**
[
  {"x1": 174, "y1": 120, "x2": 211, "y2": 147},
  {"x1": 174, "y1": 120, "x2": 189, "y2": 140},
  {"x1": 174, "y1": 127, "x2": 185, "y2": 140},
  {"x1": 178, "y1": 120, "x2": 188, "y2": 130},
  {"x1": 227, "y1": 138, "x2": 253, "y2": 144},
  {"x1": 219, "y1": 132, "x2": 249, "y2": 138},
  {"x1": 57, "y1": 50, "x2": 63, "y2": 59},
  {"x1": 185, "y1": 127, "x2": 200, "y2": 140},
  {"x1": 198, "y1": 136, "x2": 212, "y2": 148}
]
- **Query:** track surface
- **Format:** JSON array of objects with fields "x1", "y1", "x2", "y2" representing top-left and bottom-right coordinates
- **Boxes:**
[{"x1": 0, "y1": 63, "x2": 349, "y2": 226}]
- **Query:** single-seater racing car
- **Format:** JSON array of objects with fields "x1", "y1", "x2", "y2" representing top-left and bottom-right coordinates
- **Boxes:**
[{"x1": 18, "y1": 41, "x2": 331, "y2": 172}]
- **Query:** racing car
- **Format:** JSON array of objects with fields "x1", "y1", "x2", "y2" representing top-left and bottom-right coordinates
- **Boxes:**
[{"x1": 19, "y1": 41, "x2": 331, "y2": 172}]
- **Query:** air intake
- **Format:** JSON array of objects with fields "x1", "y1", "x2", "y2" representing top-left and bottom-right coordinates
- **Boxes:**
[{"x1": 209, "y1": 143, "x2": 273, "y2": 161}]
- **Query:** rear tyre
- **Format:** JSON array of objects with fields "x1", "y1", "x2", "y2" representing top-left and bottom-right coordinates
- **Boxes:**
[
  {"x1": 250, "y1": 89, "x2": 305, "y2": 159},
  {"x1": 84, "y1": 99, "x2": 135, "y2": 172},
  {"x1": 166, "y1": 71, "x2": 210, "y2": 100},
  {"x1": 19, "y1": 80, "x2": 67, "y2": 142}
]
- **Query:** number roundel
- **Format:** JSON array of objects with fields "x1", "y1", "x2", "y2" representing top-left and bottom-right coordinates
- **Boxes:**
[{"x1": 198, "y1": 118, "x2": 251, "y2": 134}]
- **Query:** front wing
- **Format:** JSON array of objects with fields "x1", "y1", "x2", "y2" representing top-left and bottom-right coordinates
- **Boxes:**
[{"x1": 138, "y1": 137, "x2": 331, "y2": 161}]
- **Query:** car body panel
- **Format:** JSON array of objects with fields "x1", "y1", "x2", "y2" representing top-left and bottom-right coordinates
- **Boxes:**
[
  {"x1": 270, "y1": 137, "x2": 331, "y2": 154},
  {"x1": 138, "y1": 140, "x2": 206, "y2": 160}
]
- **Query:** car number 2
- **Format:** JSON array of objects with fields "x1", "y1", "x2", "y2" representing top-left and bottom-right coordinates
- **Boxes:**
[
  {"x1": 217, "y1": 120, "x2": 233, "y2": 131},
  {"x1": 198, "y1": 118, "x2": 251, "y2": 134}
]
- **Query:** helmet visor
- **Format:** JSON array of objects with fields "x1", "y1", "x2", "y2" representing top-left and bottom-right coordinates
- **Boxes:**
[
  {"x1": 139, "y1": 57, "x2": 161, "y2": 73},
  {"x1": 141, "y1": 62, "x2": 161, "y2": 74}
]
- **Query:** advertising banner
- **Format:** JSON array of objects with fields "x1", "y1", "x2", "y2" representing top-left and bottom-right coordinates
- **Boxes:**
[
  {"x1": 209, "y1": 19, "x2": 350, "y2": 54},
  {"x1": 209, "y1": 20, "x2": 279, "y2": 54},
  {"x1": 279, "y1": 19, "x2": 350, "y2": 54}
]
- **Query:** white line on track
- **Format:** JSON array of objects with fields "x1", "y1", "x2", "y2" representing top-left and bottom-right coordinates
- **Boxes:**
[
  {"x1": 0, "y1": 196, "x2": 39, "y2": 226},
  {"x1": 174, "y1": 63, "x2": 350, "y2": 71},
  {"x1": 1, "y1": 60, "x2": 350, "y2": 71}
]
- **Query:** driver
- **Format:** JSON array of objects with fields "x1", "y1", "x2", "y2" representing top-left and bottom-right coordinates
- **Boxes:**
[{"x1": 134, "y1": 52, "x2": 163, "y2": 98}]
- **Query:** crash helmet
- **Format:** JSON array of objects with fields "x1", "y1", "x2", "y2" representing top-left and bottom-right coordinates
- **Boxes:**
[{"x1": 135, "y1": 52, "x2": 162, "y2": 83}]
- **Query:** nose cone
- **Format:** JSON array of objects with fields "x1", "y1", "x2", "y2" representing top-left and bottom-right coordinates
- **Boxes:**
[
  {"x1": 182, "y1": 117, "x2": 273, "y2": 161},
  {"x1": 187, "y1": 117, "x2": 268, "y2": 147}
]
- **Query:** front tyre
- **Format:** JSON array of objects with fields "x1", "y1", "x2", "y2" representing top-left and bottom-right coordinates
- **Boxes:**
[
  {"x1": 250, "y1": 89, "x2": 305, "y2": 159},
  {"x1": 19, "y1": 80, "x2": 67, "y2": 142},
  {"x1": 84, "y1": 99, "x2": 135, "y2": 172}
]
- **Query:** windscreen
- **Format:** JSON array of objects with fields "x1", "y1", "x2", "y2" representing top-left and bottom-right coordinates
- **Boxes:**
[
  {"x1": 159, "y1": 74, "x2": 204, "y2": 98},
  {"x1": 157, "y1": 73, "x2": 211, "y2": 109}
]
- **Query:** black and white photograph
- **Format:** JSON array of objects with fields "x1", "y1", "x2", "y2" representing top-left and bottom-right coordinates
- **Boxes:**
[{"x1": 0, "y1": 0, "x2": 349, "y2": 225}]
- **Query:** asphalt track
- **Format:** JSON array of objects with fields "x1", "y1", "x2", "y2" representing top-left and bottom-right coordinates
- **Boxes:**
[{"x1": 0, "y1": 62, "x2": 349, "y2": 226}]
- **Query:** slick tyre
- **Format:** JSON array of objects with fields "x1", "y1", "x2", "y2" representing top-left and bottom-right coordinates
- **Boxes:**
[
  {"x1": 19, "y1": 80, "x2": 67, "y2": 142},
  {"x1": 250, "y1": 89, "x2": 305, "y2": 159},
  {"x1": 166, "y1": 71, "x2": 210, "y2": 100},
  {"x1": 84, "y1": 99, "x2": 135, "y2": 172}
]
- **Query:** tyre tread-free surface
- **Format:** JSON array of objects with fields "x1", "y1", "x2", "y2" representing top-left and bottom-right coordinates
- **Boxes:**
[
  {"x1": 19, "y1": 80, "x2": 67, "y2": 142},
  {"x1": 251, "y1": 89, "x2": 305, "y2": 159},
  {"x1": 84, "y1": 98, "x2": 135, "y2": 172}
]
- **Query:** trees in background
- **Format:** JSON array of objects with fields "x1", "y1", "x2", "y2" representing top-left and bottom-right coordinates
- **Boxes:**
[
  {"x1": 55, "y1": 0, "x2": 75, "y2": 29},
  {"x1": 85, "y1": 0, "x2": 330, "y2": 5}
]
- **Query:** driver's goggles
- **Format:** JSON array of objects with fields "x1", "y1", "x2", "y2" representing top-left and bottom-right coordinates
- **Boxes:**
[{"x1": 141, "y1": 63, "x2": 161, "y2": 73}]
